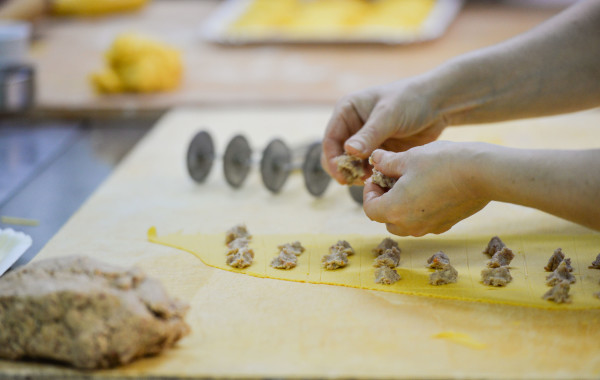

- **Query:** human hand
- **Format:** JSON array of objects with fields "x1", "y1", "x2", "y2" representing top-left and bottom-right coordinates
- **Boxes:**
[
  {"x1": 321, "y1": 77, "x2": 448, "y2": 184},
  {"x1": 363, "y1": 142, "x2": 489, "y2": 236}
]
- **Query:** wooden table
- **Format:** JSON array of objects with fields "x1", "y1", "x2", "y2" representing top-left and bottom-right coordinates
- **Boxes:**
[
  {"x1": 1, "y1": 106, "x2": 599, "y2": 379},
  {"x1": 31, "y1": 1, "x2": 565, "y2": 116}
]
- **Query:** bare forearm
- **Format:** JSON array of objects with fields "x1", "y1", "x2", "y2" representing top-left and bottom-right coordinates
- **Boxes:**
[
  {"x1": 468, "y1": 144, "x2": 600, "y2": 230},
  {"x1": 427, "y1": 1, "x2": 600, "y2": 125}
]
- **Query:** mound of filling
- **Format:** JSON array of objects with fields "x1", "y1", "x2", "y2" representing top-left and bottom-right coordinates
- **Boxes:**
[
  {"x1": 487, "y1": 247, "x2": 515, "y2": 268},
  {"x1": 544, "y1": 248, "x2": 572, "y2": 272},
  {"x1": 271, "y1": 241, "x2": 306, "y2": 270},
  {"x1": 543, "y1": 280, "x2": 572, "y2": 304},
  {"x1": 225, "y1": 224, "x2": 254, "y2": 269},
  {"x1": 372, "y1": 237, "x2": 399, "y2": 256},
  {"x1": 427, "y1": 251, "x2": 450, "y2": 269},
  {"x1": 481, "y1": 266, "x2": 512, "y2": 287},
  {"x1": 482, "y1": 236, "x2": 505, "y2": 257},
  {"x1": 372, "y1": 238, "x2": 401, "y2": 285},
  {"x1": 375, "y1": 266, "x2": 401, "y2": 285},
  {"x1": 335, "y1": 154, "x2": 365, "y2": 184},
  {"x1": 546, "y1": 260, "x2": 576, "y2": 286},
  {"x1": 429, "y1": 263, "x2": 458, "y2": 286},
  {"x1": 322, "y1": 240, "x2": 354, "y2": 270}
]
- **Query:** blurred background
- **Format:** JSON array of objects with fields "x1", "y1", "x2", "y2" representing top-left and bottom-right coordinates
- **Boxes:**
[{"x1": 0, "y1": 0, "x2": 574, "y2": 266}]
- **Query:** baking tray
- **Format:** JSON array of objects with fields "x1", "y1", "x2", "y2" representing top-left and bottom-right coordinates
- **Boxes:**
[{"x1": 202, "y1": 0, "x2": 464, "y2": 45}]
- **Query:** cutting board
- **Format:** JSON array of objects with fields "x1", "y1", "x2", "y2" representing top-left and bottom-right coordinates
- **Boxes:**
[{"x1": 2, "y1": 106, "x2": 600, "y2": 379}]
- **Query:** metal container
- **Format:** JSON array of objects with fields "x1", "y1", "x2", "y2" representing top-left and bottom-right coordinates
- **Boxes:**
[{"x1": 0, "y1": 64, "x2": 34, "y2": 113}]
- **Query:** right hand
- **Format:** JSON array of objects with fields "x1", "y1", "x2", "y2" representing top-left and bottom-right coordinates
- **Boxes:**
[{"x1": 321, "y1": 78, "x2": 448, "y2": 184}]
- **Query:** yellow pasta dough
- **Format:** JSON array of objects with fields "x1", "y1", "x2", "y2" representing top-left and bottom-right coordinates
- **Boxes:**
[{"x1": 148, "y1": 227, "x2": 600, "y2": 310}]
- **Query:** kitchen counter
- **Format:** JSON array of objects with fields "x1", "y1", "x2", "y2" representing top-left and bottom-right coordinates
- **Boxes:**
[{"x1": 31, "y1": 0, "x2": 565, "y2": 117}]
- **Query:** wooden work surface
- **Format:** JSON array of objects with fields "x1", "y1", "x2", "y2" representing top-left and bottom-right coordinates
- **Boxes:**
[
  {"x1": 31, "y1": 1, "x2": 565, "y2": 116},
  {"x1": 2, "y1": 106, "x2": 600, "y2": 379}
]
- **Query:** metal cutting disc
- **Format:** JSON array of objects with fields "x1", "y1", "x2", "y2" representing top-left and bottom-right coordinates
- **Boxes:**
[
  {"x1": 260, "y1": 138, "x2": 291, "y2": 193},
  {"x1": 186, "y1": 130, "x2": 215, "y2": 183},
  {"x1": 302, "y1": 142, "x2": 331, "y2": 197},
  {"x1": 349, "y1": 185, "x2": 364, "y2": 204},
  {"x1": 223, "y1": 134, "x2": 252, "y2": 188}
]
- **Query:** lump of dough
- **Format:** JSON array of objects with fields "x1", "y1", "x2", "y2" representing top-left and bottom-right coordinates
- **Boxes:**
[
  {"x1": 335, "y1": 154, "x2": 365, "y2": 184},
  {"x1": 226, "y1": 247, "x2": 254, "y2": 269},
  {"x1": 429, "y1": 263, "x2": 458, "y2": 286},
  {"x1": 270, "y1": 249, "x2": 298, "y2": 270},
  {"x1": 0, "y1": 256, "x2": 189, "y2": 369},
  {"x1": 589, "y1": 253, "x2": 600, "y2": 269},
  {"x1": 544, "y1": 248, "x2": 567, "y2": 272},
  {"x1": 427, "y1": 251, "x2": 450, "y2": 269},
  {"x1": 542, "y1": 280, "x2": 572, "y2": 304},
  {"x1": 373, "y1": 247, "x2": 401, "y2": 268},
  {"x1": 371, "y1": 169, "x2": 397, "y2": 189},
  {"x1": 372, "y1": 237, "x2": 399, "y2": 256},
  {"x1": 482, "y1": 236, "x2": 505, "y2": 257},
  {"x1": 546, "y1": 260, "x2": 576, "y2": 286},
  {"x1": 487, "y1": 247, "x2": 515, "y2": 268},
  {"x1": 481, "y1": 266, "x2": 512, "y2": 287},
  {"x1": 278, "y1": 241, "x2": 305, "y2": 256},
  {"x1": 225, "y1": 224, "x2": 252, "y2": 245},
  {"x1": 375, "y1": 266, "x2": 401, "y2": 285}
]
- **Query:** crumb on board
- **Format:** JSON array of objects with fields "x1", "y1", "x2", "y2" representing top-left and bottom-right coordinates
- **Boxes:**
[
  {"x1": 487, "y1": 247, "x2": 515, "y2": 268},
  {"x1": 481, "y1": 266, "x2": 512, "y2": 287},
  {"x1": 371, "y1": 169, "x2": 397, "y2": 189},
  {"x1": 225, "y1": 224, "x2": 251, "y2": 245},
  {"x1": 546, "y1": 260, "x2": 576, "y2": 286},
  {"x1": 372, "y1": 237, "x2": 399, "y2": 256},
  {"x1": 374, "y1": 266, "x2": 401, "y2": 285},
  {"x1": 335, "y1": 154, "x2": 365, "y2": 184},
  {"x1": 542, "y1": 280, "x2": 572, "y2": 304},
  {"x1": 482, "y1": 236, "x2": 505, "y2": 257},
  {"x1": 429, "y1": 263, "x2": 458, "y2": 286},
  {"x1": 427, "y1": 251, "x2": 450, "y2": 269},
  {"x1": 589, "y1": 253, "x2": 600, "y2": 269},
  {"x1": 373, "y1": 247, "x2": 401, "y2": 268}
]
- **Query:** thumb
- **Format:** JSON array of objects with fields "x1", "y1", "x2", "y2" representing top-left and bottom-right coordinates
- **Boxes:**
[
  {"x1": 369, "y1": 149, "x2": 406, "y2": 178},
  {"x1": 344, "y1": 110, "x2": 394, "y2": 158}
]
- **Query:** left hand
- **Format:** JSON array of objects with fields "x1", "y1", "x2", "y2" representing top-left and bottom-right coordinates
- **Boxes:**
[{"x1": 363, "y1": 142, "x2": 490, "y2": 236}]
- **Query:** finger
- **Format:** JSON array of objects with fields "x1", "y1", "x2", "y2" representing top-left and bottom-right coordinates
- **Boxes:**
[
  {"x1": 385, "y1": 223, "x2": 409, "y2": 237},
  {"x1": 369, "y1": 149, "x2": 407, "y2": 178},
  {"x1": 345, "y1": 103, "x2": 395, "y2": 158},
  {"x1": 362, "y1": 179, "x2": 390, "y2": 223},
  {"x1": 322, "y1": 100, "x2": 366, "y2": 183}
]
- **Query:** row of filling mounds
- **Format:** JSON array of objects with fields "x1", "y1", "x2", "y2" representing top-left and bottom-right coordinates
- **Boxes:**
[{"x1": 223, "y1": 225, "x2": 600, "y2": 304}]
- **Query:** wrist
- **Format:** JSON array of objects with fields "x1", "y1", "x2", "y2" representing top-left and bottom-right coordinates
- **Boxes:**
[{"x1": 450, "y1": 142, "x2": 497, "y2": 202}]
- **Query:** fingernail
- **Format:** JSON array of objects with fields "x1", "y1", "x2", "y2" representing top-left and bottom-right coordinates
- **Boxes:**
[
  {"x1": 370, "y1": 150, "x2": 381, "y2": 164},
  {"x1": 346, "y1": 139, "x2": 365, "y2": 153},
  {"x1": 364, "y1": 191, "x2": 378, "y2": 203}
]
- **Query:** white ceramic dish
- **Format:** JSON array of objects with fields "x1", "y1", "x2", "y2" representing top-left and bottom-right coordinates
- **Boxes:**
[
  {"x1": 0, "y1": 228, "x2": 32, "y2": 277},
  {"x1": 202, "y1": 0, "x2": 463, "y2": 45}
]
